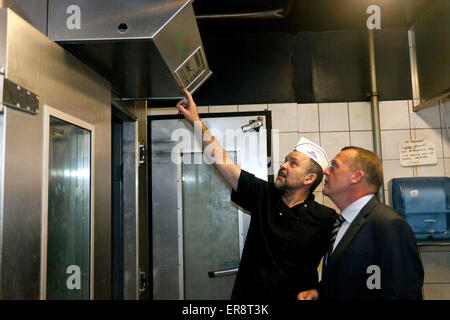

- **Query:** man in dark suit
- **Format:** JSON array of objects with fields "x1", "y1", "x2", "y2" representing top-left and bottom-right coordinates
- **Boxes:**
[{"x1": 297, "y1": 146, "x2": 424, "y2": 300}]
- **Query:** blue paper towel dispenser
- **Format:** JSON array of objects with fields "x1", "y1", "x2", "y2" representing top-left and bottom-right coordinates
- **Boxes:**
[{"x1": 391, "y1": 177, "x2": 450, "y2": 241}]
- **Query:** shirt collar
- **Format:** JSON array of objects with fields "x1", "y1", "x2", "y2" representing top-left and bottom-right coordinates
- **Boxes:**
[
  {"x1": 340, "y1": 194, "x2": 375, "y2": 224},
  {"x1": 276, "y1": 190, "x2": 316, "y2": 208}
]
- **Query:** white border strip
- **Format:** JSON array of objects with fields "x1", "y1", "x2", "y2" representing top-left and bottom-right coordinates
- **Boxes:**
[{"x1": 40, "y1": 104, "x2": 95, "y2": 300}]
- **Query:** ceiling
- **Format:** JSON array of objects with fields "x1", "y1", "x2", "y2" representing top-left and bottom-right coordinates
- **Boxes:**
[{"x1": 193, "y1": 0, "x2": 432, "y2": 33}]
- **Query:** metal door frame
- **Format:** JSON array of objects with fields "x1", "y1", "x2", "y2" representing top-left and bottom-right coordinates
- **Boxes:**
[
  {"x1": 111, "y1": 103, "x2": 140, "y2": 300},
  {"x1": 149, "y1": 110, "x2": 272, "y2": 299},
  {"x1": 175, "y1": 148, "x2": 243, "y2": 299},
  {"x1": 40, "y1": 104, "x2": 96, "y2": 300},
  {"x1": 0, "y1": 9, "x2": 111, "y2": 299}
]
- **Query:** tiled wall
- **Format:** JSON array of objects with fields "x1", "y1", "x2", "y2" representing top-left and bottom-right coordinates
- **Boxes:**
[{"x1": 149, "y1": 99, "x2": 450, "y2": 211}]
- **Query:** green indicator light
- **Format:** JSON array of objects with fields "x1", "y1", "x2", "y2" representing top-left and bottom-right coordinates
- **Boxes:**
[{"x1": 173, "y1": 30, "x2": 185, "y2": 57}]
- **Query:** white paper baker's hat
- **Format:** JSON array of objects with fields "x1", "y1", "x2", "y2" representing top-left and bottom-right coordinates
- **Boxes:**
[{"x1": 294, "y1": 137, "x2": 329, "y2": 171}]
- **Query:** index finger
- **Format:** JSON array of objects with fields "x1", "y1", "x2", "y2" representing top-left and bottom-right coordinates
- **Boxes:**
[{"x1": 182, "y1": 88, "x2": 194, "y2": 104}]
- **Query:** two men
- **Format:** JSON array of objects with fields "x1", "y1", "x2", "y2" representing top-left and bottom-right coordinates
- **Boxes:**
[
  {"x1": 176, "y1": 89, "x2": 424, "y2": 300},
  {"x1": 298, "y1": 147, "x2": 424, "y2": 300},
  {"x1": 176, "y1": 89, "x2": 336, "y2": 300}
]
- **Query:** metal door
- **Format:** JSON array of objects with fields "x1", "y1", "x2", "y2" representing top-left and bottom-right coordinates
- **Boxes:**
[
  {"x1": 150, "y1": 112, "x2": 270, "y2": 299},
  {"x1": 0, "y1": 9, "x2": 112, "y2": 299}
]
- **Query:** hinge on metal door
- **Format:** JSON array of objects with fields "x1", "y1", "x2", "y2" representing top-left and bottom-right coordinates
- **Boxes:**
[
  {"x1": 139, "y1": 269, "x2": 149, "y2": 293},
  {"x1": 139, "y1": 142, "x2": 147, "y2": 165},
  {"x1": 241, "y1": 116, "x2": 263, "y2": 132},
  {"x1": 0, "y1": 69, "x2": 39, "y2": 115}
]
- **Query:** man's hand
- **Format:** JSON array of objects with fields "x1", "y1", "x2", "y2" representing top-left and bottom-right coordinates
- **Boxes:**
[
  {"x1": 175, "y1": 87, "x2": 241, "y2": 192},
  {"x1": 297, "y1": 289, "x2": 319, "y2": 300},
  {"x1": 176, "y1": 88, "x2": 200, "y2": 125}
]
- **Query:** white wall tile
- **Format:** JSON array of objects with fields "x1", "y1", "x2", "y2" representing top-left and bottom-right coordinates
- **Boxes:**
[
  {"x1": 320, "y1": 132, "x2": 350, "y2": 161},
  {"x1": 349, "y1": 102, "x2": 372, "y2": 131},
  {"x1": 270, "y1": 129, "x2": 281, "y2": 165},
  {"x1": 411, "y1": 128, "x2": 444, "y2": 158},
  {"x1": 314, "y1": 175, "x2": 325, "y2": 191},
  {"x1": 238, "y1": 104, "x2": 267, "y2": 112},
  {"x1": 323, "y1": 195, "x2": 340, "y2": 213},
  {"x1": 209, "y1": 105, "x2": 238, "y2": 113},
  {"x1": 268, "y1": 103, "x2": 298, "y2": 132},
  {"x1": 440, "y1": 99, "x2": 450, "y2": 129},
  {"x1": 350, "y1": 131, "x2": 374, "y2": 151},
  {"x1": 298, "y1": 132, "x2": 320, "y2": 145},
  {"x1": 316, "y1": 180, "x2": 323, "y2": 192},
  {"x1": 381, "y1": 130, "x2": 411, "y2": 160},
  {"x1": 149, "y1": 107, "x2": 178, "y2": 115},
  {"x1": 272, "y1": 132, "x2": 298, "y2": 162},
  {"x1": 317, "y1": 258, "x2": 324, "y2": 281},
  {"x1": 318, "y1": 103, "x2": 349, "y2": 132},
  {"x1": 313, "y1": 192, "x2": 324, "y2": 205},
  {"x1": 379, "y1": 100, "x2": 410, "y2": 130},
  {"x1": 197, "y1": 106, "x2": 209, "y2": 114},
  {"x1": 415, "y1": 159, "x2": 446, "y2": 177},
  {"x1": 384, "y1": 190, "x2": 392, "y2": 208},
  {"x1": 383, "y1": 159, "x2": 414, "y2": 190},
  {"x1": 298, "y1": 103, "x2": 319, "y2": 132},
  {"x1": 444, "y1": 158, "x2": 450, "y2": 177},
  {"x1": 409, "y1": 100, "x2": 441, "y2": 129}
]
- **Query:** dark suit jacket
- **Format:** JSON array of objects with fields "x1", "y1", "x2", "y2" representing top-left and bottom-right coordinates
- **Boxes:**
[{"x1": 319, "y1": 196, "x2": 424, "y2": 300}]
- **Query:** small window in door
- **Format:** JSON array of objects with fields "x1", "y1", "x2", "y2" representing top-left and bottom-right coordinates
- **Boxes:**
[{"x1": 45, "y1": 115, "x2": 92, "y2": 299}]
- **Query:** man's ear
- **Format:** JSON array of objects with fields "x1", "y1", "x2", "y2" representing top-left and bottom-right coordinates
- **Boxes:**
[
  {"x1": 351, "y1": 170, "x2": 364, "y2": 184},
  {"x1": 304, "y1": 173, "x2": 318, "y2": 186}
]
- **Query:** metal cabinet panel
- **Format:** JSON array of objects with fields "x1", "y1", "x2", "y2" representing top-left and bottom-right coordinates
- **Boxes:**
[
  {"x1": 48, "y1": 0, "x2": 186, "y2": 40},
  {"x1": 0, "y1": 0, "x2": 47, "y2": 34},
  {"x1": 47, "y1": 0, "x2": 212, "y2": 99},
  {"x1": 409, "y1": 0, "x2": 450, "y2": 109},
  {"x1": 0, "y1": 8, "x2": 111, "y2": 299}
]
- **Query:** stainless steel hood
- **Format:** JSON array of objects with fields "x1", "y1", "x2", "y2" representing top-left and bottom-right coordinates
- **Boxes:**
[{"x1": 47, "y1": 0, "x2": 212, "y2": 100}]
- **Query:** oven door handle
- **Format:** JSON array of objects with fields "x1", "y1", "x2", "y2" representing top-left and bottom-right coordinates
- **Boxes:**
[{"x1": 208, "y1": 267, "x2": 238, "y2": 278}]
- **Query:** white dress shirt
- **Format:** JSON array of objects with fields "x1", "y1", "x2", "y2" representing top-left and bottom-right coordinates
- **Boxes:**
[{"x1": 331, "y1": 194, "x2": 375, "y2": 253}]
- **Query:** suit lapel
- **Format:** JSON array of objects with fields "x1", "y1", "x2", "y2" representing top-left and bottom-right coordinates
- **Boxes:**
[{"x1": 322, "y1": 196, "x2": 380, "y2": 282}]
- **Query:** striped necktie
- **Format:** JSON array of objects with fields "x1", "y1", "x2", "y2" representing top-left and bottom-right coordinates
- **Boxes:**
[{"x1": 327, "y1": 214, "x2": 345, "y2": 260}]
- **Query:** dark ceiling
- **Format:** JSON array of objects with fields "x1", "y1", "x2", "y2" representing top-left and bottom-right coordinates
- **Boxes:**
[{"x1": 193, "y1": 0, "x2": 432, "y2": 33}]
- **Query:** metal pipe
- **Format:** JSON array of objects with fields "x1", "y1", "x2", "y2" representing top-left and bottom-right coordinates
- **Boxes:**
[
  {"x1": 196, "y1": 0, "x2": 294, "y2": 20},
  {"x1": 196, "y1": 9, "x2": 284, "y2": 20},
  {"x1": 367, "y1": 29, "x2": 385, "y2": 203}
]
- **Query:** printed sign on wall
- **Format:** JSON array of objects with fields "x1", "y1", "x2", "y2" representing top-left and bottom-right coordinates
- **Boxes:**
[{"x1": 399, "y1": 139, "x2": 437, "y2": 166}]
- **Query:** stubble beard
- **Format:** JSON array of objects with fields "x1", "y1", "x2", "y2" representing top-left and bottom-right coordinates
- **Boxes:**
[
  {"x1": 274, "y1": 177, "x2": 285, "y2": 191},
  {"x1": 275, "y1": 176, "x2": 305, "y2": 195}
]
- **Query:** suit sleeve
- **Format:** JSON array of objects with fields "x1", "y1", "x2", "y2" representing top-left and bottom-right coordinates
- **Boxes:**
[{"x1": 378, "y1": 217, "x2": 424, "y2": 299}]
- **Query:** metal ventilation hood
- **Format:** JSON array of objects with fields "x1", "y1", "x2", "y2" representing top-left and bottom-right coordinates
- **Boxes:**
[{"x1": 47, "y1": 0, "x2": 212, "y2": 100}]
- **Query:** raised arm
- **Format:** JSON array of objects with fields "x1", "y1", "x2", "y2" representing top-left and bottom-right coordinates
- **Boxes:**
[{"x1": 176, "y1": 88, "x2": 241, "y2": 192}]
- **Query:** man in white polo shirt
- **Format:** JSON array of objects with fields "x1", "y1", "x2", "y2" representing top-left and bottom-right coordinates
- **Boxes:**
[{"x1": 297, "y1": 146, "x2": 424, "y2": 300}]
